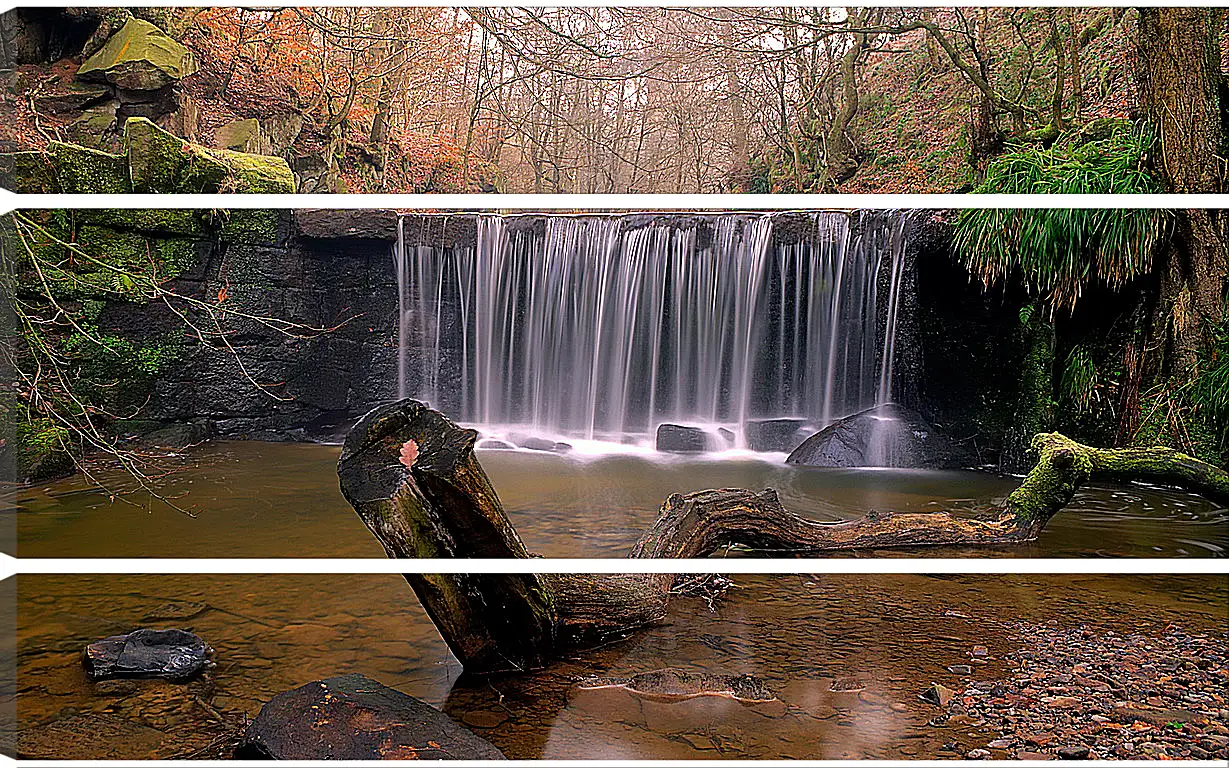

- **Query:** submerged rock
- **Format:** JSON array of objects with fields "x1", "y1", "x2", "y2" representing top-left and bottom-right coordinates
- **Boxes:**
[
  {"x1": 477, "y1": 438, "x2": 515, "y2": 450},
  {"x1": 521, "y1": 436, "x2": 560, "y2": 452},
  {"x1": 83, "y1": 628, "x2": 211, "y2": 681},
  {"x1": 656, "y1": 423, "x2": 709, "y2": 453},
  {"x1": 18, "y1": 712, "x2": 166, "y2": 759},
  {"x1": 237, "y1": 673, "x2": 505, "y2": 760},
  {"x1": 575, "y1": 668, "x2": 776, "y2": 703},
  {"x1": 785, "y1": 404, "x2": 970, "y2": 469}
]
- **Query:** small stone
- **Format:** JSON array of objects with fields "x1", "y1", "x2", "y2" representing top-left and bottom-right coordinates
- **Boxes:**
[
  {"x1": 919, "y1": 682, "x2": 957, "y2": 707},
  {"x1": 971, "y1": 645, "x2": 989, "y2": 658},
  {"x1": 987, "y1": 739, "x2": 1013, "y2": 749},
  {"x1": 948, "y1": 665, "x2": 973, "y2": 675},
  {"x1": 1057, "y1": 746, "x2": 1091, "y2": 760},
  {"x1": 967, "y1": 748, "x2": 991, "y2": 759}
]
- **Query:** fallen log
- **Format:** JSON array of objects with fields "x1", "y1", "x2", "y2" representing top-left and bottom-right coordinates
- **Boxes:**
[{"x1": 338, "y1": 399, "x2": 1229, "y2": 675}]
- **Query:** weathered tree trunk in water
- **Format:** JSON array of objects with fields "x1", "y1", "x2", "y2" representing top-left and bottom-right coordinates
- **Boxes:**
[
  {"x1": 337, "y1": 402, "x2": 558, "y2": 673},
  {"x1": 338, "y1": 400, "x2": 1229, "y2": 675}
]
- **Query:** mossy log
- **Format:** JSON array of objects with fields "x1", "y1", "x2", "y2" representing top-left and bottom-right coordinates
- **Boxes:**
[{"x1": 338, "y1": 400, "x2": 1229, "y2": 675}]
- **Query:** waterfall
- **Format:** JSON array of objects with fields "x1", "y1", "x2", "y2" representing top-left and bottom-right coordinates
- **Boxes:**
[{"x1": 394, "y1": 211, "x2": 909, "y2": 451}]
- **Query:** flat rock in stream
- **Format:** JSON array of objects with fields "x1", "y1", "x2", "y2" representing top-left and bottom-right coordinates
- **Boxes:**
[
  {"x1": 575, "y1": 668, "x2": 776, "y2": 702},
  {"x1": 237, "y1": 673, "x2": 505, "y2": 760},
  {"x1": 83, "y1": 628, "x2": 212, "y2": 681}
]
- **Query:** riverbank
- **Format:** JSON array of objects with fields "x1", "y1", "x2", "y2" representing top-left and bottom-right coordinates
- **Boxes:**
[{"x1": 939, "y1": 622, "x2": 1228, "y2": 760}]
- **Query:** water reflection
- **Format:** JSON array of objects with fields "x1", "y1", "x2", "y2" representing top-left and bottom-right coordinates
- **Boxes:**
[
  {"x1": 14, "y1": 441, "x2": 1229, "y2": 558},
  {"x1": 16, "y1": 574, "x2": 1227, "y2": 759}
]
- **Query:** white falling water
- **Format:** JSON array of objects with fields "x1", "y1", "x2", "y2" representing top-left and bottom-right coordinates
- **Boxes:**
[{"x1": 395, "y1": 211, "x2": 908, "y2": 451}]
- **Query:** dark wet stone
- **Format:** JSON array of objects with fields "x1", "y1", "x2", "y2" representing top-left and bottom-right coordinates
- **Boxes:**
[
  {"x1": 786, "y1": 404, "x2": 970, "y2": 468},
  {"x1": 237, "y1": 673, "x2": 505, "y2": 760},
  {"x1": 919, "y1": 682, "x2": 956, "y2": 706},
  {"x1": 1057, "y1": 745, "x2": 1091, "y2": 759},
  {"x1": 656, "y1": 423, "x2": 708, "y2": 453},
  {"x1": 83, "y1": 628, "x2": 212, "y2": 681},
  {"x1": 744, "y1": 418, "x2": 808, "y2": 452}
]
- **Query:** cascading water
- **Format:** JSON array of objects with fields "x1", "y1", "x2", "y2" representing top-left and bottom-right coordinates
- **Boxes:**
[{"x1": 395, "y1": 211, "x2": 909, "y2": 453}]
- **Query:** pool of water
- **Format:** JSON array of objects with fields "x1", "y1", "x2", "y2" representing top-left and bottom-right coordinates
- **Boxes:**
[
  {"x1": 13, "y1": 441, "x2": 1228, "y2": 558},
  {"x1": 15, "y1": 573, "x2": 1227, "y2": 759}
]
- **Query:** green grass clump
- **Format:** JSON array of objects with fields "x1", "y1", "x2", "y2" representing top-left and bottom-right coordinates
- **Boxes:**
[{"x1": 954, "y1": 122, "x2": 1168, "y2": 311}]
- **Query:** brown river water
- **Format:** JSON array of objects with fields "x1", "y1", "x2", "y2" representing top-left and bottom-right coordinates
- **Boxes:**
[
  {"x1": 14, "y1": 573, "x2": 1227, "y2": 759},
  {"x1": 14, "y1": 440, "x2": 1229, "y2": 558}
]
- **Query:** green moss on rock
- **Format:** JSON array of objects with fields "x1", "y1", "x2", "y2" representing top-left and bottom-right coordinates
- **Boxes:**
[
  {"x1": 78, "y1": 17, "x2": 197, "y2": 91},
  {"x1": 125, "y1": 117, "x2": 190, "y2": 192},
  {"x1": 14, "y1": 417, "x2": 75, "y2": 484},
  {"x1": 77, "y1": 209, "x2": 207, "y2": 237},
  {"x1": 47, "y1": 142, "x2": 131, "y2": 194},
  {"x1": 0, "y1": 151, "x2": 60, "y2": 193},
  {"x1": 212, "y1": 148, "x2": 296, "y2": 193},
  {"x1": 64, "y1": 331, "x2": 186, "y2": 412},
  {"x1": 70, "y1": 225, "x2": 200, "y2": 294},
  {"x1": 177, "y1": 147, "x2": 232, "y2": 192},
  {"x1": 215, "y1": 209, "x2": 282, "y2": 245},
  {"x1": 124, "y1": 118, "x2": 294, "y2": 193}
]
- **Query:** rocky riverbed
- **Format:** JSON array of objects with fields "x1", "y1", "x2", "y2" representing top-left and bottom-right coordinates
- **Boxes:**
[{"x1": 933, "y1": 622, "x2": 1229, "y2": 760}]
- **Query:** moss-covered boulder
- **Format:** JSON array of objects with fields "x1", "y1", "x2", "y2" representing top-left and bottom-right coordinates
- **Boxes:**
[
  {"x1": 47, "y1": 142, "x2": 132, "y2": 194},
  {"x1": 0, "y1": 151, "x2": 60, "y2": 193},
  {"x1": 77, "y1": 18, "x2": 196, "y2": 91},
  {"x1": 125, "y1": 118, "x2": 295, "y2": 193}
]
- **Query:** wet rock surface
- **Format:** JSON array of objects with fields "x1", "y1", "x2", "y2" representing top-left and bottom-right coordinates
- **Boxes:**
[
  {"x1": 83, "y1": 628, "x2": 212, "y2": 681},
  {"x1": 656, "y1": 423, "x2": 709, "y2": 453},
  {"x1": 786, "y1": 403, "x2": 970, "y2": 468},
  {"x1": 744, "y1": 418, "x2": 809, "y2": 452},
  {"x1": 237, "y1": 673, "x2": 505, "y2": 760},
  {"x1": 932, "y1": 623, "x2": 1229, "y2": 761}
]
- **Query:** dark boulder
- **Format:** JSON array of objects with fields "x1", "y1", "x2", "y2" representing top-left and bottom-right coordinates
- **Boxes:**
[
  {"x1": 83, "y1": 628, "x2": 211, "y2": 681},
  {"x1": 785, "y1": 404, "x2": 970, "y2": 469},
  {"x1": 656, "y1": 423, "x2": 709, "y2": 453},
  {"x1": 237, "y1": 673, "x2": 505, "y2": 760},
  {"x1": 744, "y1": 418, "x2": 808, "y2": 452}
]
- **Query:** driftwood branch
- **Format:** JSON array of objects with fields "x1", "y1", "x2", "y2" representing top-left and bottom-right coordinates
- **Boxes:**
[{"x1": 338, "y1": 399, "x2": 1229, "y2": 674}]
